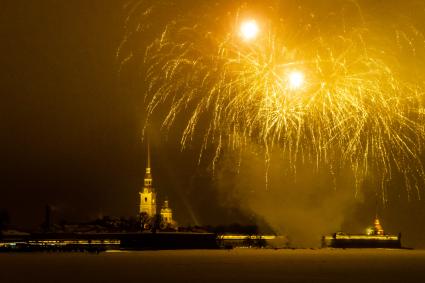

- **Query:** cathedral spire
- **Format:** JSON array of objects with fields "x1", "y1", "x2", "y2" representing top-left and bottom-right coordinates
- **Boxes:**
[
  {"x1": 140, "y1": 137, "x2": 156, "y2": 218},
  {"x1": 144, "y1": 139, "x2": 152, "y2": 187},
  {"x1": 146, "y1": 138, "x2": 151, "y2": 174}
]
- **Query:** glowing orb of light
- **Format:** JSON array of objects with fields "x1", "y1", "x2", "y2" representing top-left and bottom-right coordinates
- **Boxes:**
[
  {"x1": 240, "y1": 20, "x2": 260, "y2": 41},
  {"x1": 288, "y1": 71, "x2": 305, "y2": 90},
  {"x1": 366, "y1": 227, "x2": 374, "y2": 235}
]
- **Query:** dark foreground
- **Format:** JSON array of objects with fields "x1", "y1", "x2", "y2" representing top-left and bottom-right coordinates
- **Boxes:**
[{"x1": 0, "y1": 249, "x2": 424, "y2": 283}]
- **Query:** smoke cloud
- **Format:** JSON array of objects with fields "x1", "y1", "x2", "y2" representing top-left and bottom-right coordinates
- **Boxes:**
[{"x1": 216, "y1": 145, "x2": 359, "y2": 247}]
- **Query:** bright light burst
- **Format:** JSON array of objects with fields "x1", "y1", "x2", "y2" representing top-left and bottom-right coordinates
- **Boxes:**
[
  {"x1": 288, "y1": 71, "x2": 305, "y2": 90},
  {"x1": 119, "y1": 0, "x2": 425, "y2": 200},
  {"x1": 240, "y1": 20, "x2": 260, "y2": 41}
]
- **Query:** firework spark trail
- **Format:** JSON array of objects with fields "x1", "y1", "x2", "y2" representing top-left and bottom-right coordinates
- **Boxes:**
[{"x1": 119, "y1": 0, "x2": 425, "y2": 200}]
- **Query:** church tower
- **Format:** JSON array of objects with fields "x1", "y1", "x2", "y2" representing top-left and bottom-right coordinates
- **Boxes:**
[
  {"x1": 160, "y1": 200, "x2": 174, "y2": 226},
  {"x1": 139, "y1": 141, "x2": 157, "y2": 217}
]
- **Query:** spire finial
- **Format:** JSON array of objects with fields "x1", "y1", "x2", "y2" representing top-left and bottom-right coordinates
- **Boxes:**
[
  {"x1": 145, "y1": 137, "x2": 151, "y2": 176},
  {"x1": 147, "y1": 137, "x2": 151, "y2": 170},
  {"x1": 144, "y1": 137, "x2": 153, "y2": 187}
]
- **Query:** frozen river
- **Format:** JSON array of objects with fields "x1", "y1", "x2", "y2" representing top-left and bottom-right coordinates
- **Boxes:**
[{"x1": 1, "y1": 249, "x2": 424, "y2": 283}]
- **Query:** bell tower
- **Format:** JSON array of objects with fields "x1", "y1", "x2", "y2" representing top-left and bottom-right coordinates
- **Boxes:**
[
  {"x1": 139, "y1": 141, "x2": 157, "y2": 217},
  {"x1": 160, "y1": 200, "x2": 174, "y2": 226}
]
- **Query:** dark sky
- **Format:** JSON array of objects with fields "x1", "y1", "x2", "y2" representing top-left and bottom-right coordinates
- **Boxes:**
[
  {"x1": 1, "y1": 1, "x2": 425, "y2": 248},
  {"x1": 0, "y1": 0, "x2": 243, "y2": 229},
  {"x1": 1, "y1": 1, "x2": 134, "y2": 222}
]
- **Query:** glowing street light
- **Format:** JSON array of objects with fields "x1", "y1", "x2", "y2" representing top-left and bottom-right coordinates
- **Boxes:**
[
  {"x1": 240, "y1": 20, "x2": 260, "y2": 41},
  {"x1": 288, "y1": 71, "x2": 305, "y2": 90}
]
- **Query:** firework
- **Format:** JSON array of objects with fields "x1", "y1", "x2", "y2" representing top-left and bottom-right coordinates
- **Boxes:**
[{"x1": 119, "y1": 0, "x2": 425, "y2": 199}]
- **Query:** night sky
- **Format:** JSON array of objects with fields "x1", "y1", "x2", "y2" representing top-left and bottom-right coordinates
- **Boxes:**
[
  {"x1": 1, "y1": 0, "x2": 241, "y2": 229},
  {"x1": 1, "y1": 1, "x2": 425, "y2": 248}
]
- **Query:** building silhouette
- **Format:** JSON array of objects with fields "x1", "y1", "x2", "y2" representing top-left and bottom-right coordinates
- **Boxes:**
[
  {"x1": 139, "y1": 142, "x2": 157, "y2": 217},
  {"x1": 139, "y1": 141, "x2": 176, "y2": 229},
  {"x1": 160, "y1": 200, "x2": 174, "y2": 227}
]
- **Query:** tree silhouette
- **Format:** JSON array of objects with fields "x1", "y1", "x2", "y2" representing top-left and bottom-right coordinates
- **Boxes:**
[{"x1": 139, "y1": 212, "x2": 151, "y2": 231}]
